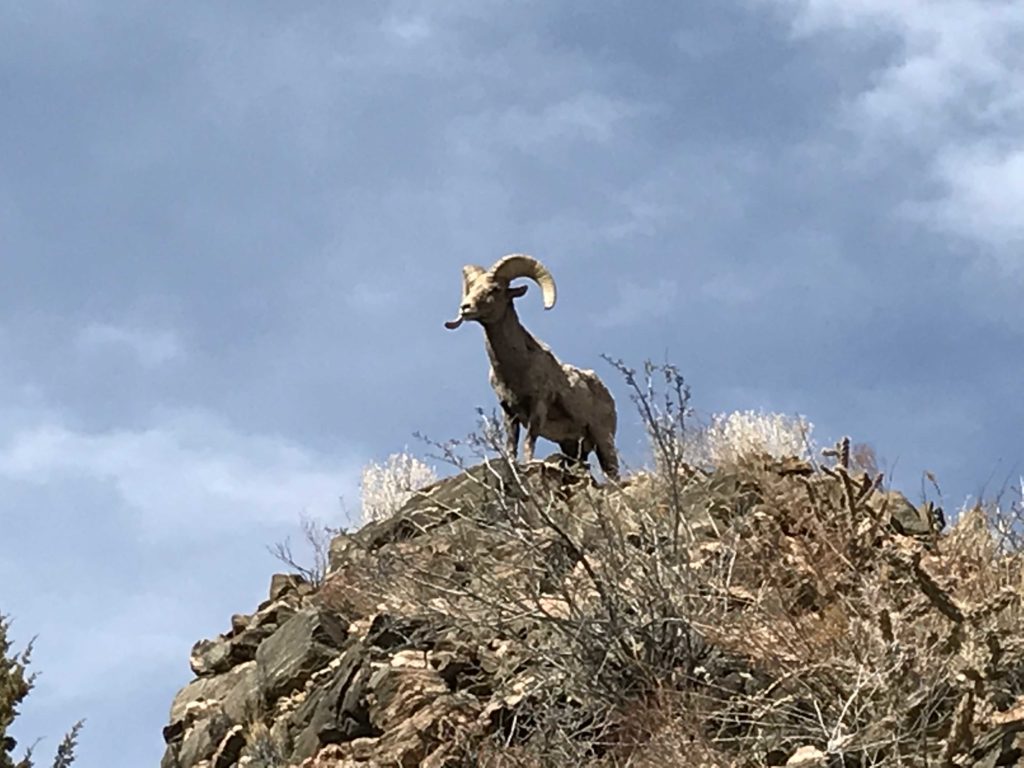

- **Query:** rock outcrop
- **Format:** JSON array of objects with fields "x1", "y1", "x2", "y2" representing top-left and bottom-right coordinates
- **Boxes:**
[{"x1": 160, "y1": 457, "x2": 1024, "y2": 767}]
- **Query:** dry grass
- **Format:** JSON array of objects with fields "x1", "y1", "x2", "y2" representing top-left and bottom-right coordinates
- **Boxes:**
[{"x1": 314, "y1": 363, "x2": 1024, "y2": 767}]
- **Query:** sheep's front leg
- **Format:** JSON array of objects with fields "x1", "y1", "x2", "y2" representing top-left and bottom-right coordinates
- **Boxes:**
[
  {"x1": 524, "y1": 400, "x2": 548, "y2": 464},
  {"x1": 501, "y1": 404, "x2": 520, "y2": 460}
]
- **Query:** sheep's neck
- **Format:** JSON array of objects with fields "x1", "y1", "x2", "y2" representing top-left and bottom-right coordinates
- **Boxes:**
[{"x1": 482, "y1": 308, "x2": 538, "y2": 384}]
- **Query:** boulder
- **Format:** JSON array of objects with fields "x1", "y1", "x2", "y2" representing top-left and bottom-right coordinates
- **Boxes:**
[
  {"x1": 190, "y1": 637, "x2": 234, "y2": 677},
  {"x1": 256, "y1": 608, "x2": 348, "y2": 703},
  {"x1": 367, "y1": 664, "x2": 450, "y2": 732},
  {"x1": 167, "y1": 662, "x2": 256, "y2": 740},
  {"x1": 269, "y1": 573, "x2": 314, "y2": 602},
  {"x1": 288, "y1": 642, "x2": 377, "y2": 761},
  {"x1": 786, "y1": 745, "x2": 826, "y2": 766},
  {"x1": 250, "y1": 599, "x2": 298, "y2": 632},
  {"x1": 220, "y1": 661, "x2": 261, "y2": 724},
  {"x1": 869, "y1": 490, "x2": 941, "y2": 536},
  {"x1": 229, "y1": 613, "x2": 251, "y2": 636},
  {"x1": 211, "y1": 725, "x2": 245, "y2": 768},
  {"x1": 177, "y1": 711, "x2": 231, "y2": 768}
]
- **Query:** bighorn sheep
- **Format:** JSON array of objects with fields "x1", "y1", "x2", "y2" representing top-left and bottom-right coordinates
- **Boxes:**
[{"x1": 444, "y1": 254, "x2": 620, "y2": 479}]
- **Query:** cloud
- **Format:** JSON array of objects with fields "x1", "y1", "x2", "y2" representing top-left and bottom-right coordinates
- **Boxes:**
[
  {"x1": 0, "y1": 402, "x2": 364, "y2": 764},
  {"x1": 673, "y1": 27, "x2": 728, "y2": 59},
  {"x1": 596, "y1": 280, "x2": 678, "y2": 328},
  {"x1": 29, "y1": 590, "x2": 192, "y2": 704},
  {"x1": 757, "y1": 0, "x2": 1024, "y2": 253},
  {"x1": 451, "y1": 91, "x2": 650, "y2": 157},
  {"x1": 700, "y1": 272, "x2": 760, "y2": 305},
  {"x1": 919, "y1": 146, "x2": 1024, "y2": 259},
  {"x1": 597, "y1": 146, "x2": 757, "y2": 242},
  {"x1": 0, "y1": 409, "x2": 362, "y2": 537},
  {"x1": 384, "y1": 14, "x2": 433, "y2": 43},
  {"x1": 76, "y1": 322, "x2": 183, "y2": 367},
  {"x1": 346, "y1": 281, "x2": 400, "y2": 314}
]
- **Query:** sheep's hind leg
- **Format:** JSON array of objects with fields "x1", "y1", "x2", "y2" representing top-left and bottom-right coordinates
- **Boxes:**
[
  {"x1": 594, "y1": 434, "x2": 620, "y2": 481},
  {"x1": 559, "y1": 439, "x2": 584, "y2": 463},
  {"x1": 559, "y1": 439, "x2": 589, "y2": 473}
]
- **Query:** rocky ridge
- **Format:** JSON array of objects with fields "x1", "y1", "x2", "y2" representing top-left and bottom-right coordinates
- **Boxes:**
[{"x1": 160, "y1": 457, "x2": 1024, "y2": 767}]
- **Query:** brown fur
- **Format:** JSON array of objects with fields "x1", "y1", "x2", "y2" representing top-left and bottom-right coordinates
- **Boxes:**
[{"x1": 445, "y1": 257, "x2": 619, "y2": 480}]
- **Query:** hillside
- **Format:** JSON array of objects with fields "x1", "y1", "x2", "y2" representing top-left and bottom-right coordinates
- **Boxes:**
[{"x1": 158, "y1": 439, "x2": 1024, "y2": 767}]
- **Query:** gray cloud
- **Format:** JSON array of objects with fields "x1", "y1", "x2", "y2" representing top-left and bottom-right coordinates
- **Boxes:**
[
  {"x1": 75, "y1": 322, "x2": 183, "y2": 368},
  {"x1": 758, "y1": 0, "x2": 1024, "y2": 254}
]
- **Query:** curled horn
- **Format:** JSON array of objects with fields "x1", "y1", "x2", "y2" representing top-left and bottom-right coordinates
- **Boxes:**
[
  {"x1": 490, "y1": 254, "x2": 557, "y2": 309},
  {"x1": 461, "y1": 264, "x2": 486, "y2": 295}
]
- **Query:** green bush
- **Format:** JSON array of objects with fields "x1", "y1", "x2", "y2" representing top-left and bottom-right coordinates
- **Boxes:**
[{"x1": 0, "y1": 615, "x2": 82, "y2": 768}]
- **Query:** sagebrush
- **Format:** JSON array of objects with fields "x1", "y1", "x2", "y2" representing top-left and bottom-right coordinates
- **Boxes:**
[{"x1": 359, "y1": 451, "x2": 438, "y2": 523}]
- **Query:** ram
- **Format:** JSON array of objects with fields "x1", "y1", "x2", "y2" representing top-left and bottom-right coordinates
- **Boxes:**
[{"x1": 445, "y1": 254, "x2": 619, "y2": 480}]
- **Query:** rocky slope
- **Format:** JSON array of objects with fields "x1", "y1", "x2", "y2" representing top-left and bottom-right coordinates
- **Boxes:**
[{"x1": 160, "y1": 456, "x2": 1024, "y2": 767}]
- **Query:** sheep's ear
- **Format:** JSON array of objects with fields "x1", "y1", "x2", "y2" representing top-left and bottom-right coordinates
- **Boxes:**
[{"x1": 508, "y1": 284, "x2": 528, "y2": 299}]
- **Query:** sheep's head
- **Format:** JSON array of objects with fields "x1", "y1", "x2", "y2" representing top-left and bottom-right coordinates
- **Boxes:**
[{"x1": 444, "y1": 254, "x2": 557, "y2": 330}]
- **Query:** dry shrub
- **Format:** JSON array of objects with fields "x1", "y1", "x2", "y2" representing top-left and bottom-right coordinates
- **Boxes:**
[
  {"x1": 616, "y1": 357, "x2": 814, "y2": 475},
  {"x1": 685, "y1": 410, "x2": 815, "y2": 469},
  {"x1": 360, "y1": 451, "x2": 438, "y2": 523},
  {"x1": 321, "y1": 363, "x2": 1024, "y2": 767}
]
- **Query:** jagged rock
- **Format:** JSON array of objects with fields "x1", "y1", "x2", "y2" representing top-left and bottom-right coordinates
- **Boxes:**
[
  {"x1": 178, "y1": 710, "x2": 232, "y2": 768},
  {"x1": 211, "y1": 725, "x2": 245, "y2": 768},
  {"x1": 305, "y1": 693, "x2": 480, "y2": 768},
  {"x1": 371, "y1": 692, "x2": 480, "y2": 767},
  {"x1": 327, "y1": 534, "x2": 364, "y2": 576},
  {"x1": 189, "y1": 603, "x2": 287, "y2": 678},
  {"x1": 269, "y1": 717, "x2": 293, "y2": 761},
  {"x1": 309, "y1": 738, "x2": 379, "y2": 766},
  {"x1": 220, "y1": 661, "x2": 261, "y2": 724},
  {"x1": 230, "y1": 614, "x2": 251, "y2": 636},
  {"x1": 160, "y1": 745, "x2": 180, "y2": 768},
  {"x1": 250, "y1": 599, "x2": 298, "y2": 631},
  {"x1": 364, "y1": 613, "x2": 430, "y2": 652},
  {"x1": 191, "y1": 628, "x2": 269, "y2": 678},
  {"x1": 426, "y1": 650, "x2": 482, "y2": 694},
  {"x1": 190, "y1": 637, "x2": 234, "y2": 677},
  {"x1": 163, "y1": 461, "x2": 1024, "y2": 768},
  {"x1": 228, "y1": 628, "x2": 263, "y2": 664},
  {"x1": 786, "y1": 745, "x2": 826, "y2": 766},
  {"x1": 367, "y1": 664, "x2": 450, "y2": 732},
  {"x1": 964, "y1": 721, "x2": 1024, "y2": 767},
  {"x1": 289, "y1": 642, "x2": 377, "y2": 761},
  {"x1": 256, "y1": 608, "x2": 348, "y2": 703},
  {"x1": 162, "y1": 720, "x2": 186, "y2": 747},
  {"x1": 167, "y1": 662, "x2": 257, "y2": 741},
  {"x1": 354, "y1": 463, "x2": 517, "y2": 553},
  {"x1": 869, "y1": 490, "x2": 941, "y2": 536},
  {"x1": 269, "y1": 573, "x2": 315, "y2": 602}
]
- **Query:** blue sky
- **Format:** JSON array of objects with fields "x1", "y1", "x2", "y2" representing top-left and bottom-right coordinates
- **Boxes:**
[{"x1": 3, "y1": 2, "x2": 1023, "y2": 765}]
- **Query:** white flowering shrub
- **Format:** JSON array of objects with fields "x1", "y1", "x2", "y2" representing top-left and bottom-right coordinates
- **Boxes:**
[
  {"x1": 682, "y1": 410, "x2": 814, "y2": 468},
  {"x1": 360, "y1": 451, "x2": 438, "y2": 523}
]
